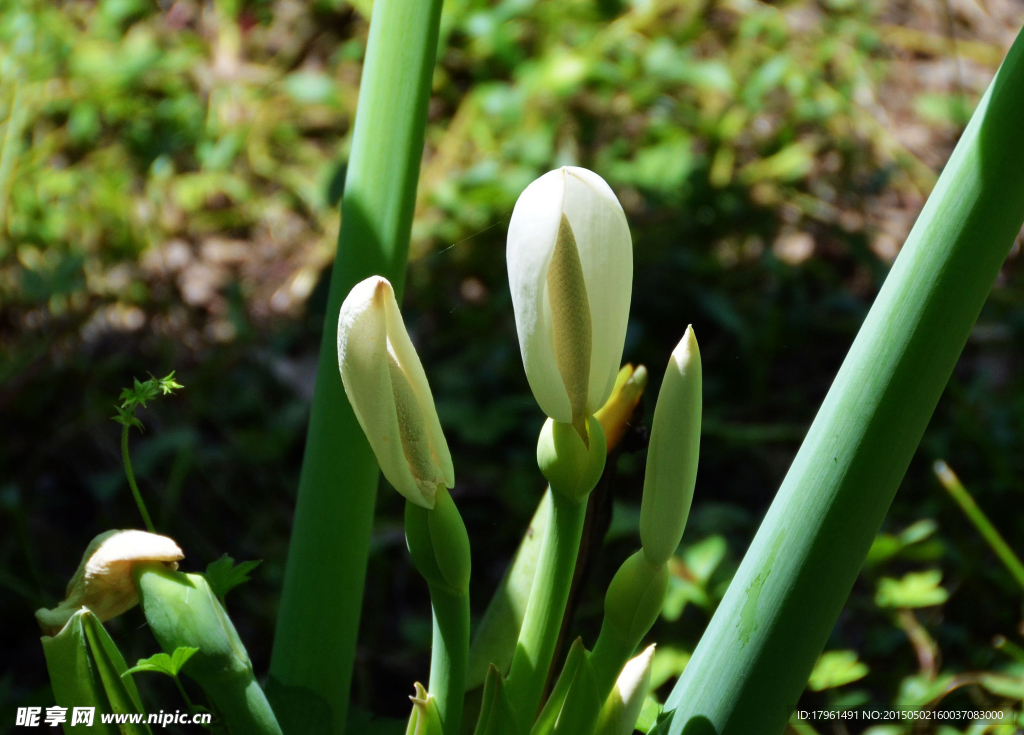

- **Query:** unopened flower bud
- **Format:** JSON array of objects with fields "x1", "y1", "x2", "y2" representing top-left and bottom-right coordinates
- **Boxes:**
[
  {"x1": 338, "y1": 276, "x2": 454, "y2": 509},
  {"x1": 640, "y1": 327, "x2": 702, "y2": 566},
  {"x1": 537, "y1": 415, "x2": 607, "y2": 502},
  {"x1": 595, "y1": 645, "x2": 655, "y2": 735},
  {"x1": 594, "y1": 364, "x2": 648, "y2": 452},
  {"x1": 406, "y1": 682, "x2": 444, "y2": 735},
  {"x1": 35, "y1": 530, "x2": 183, "y2": 636},
  {"x1": 507, "y1": 167, "x2": 633, "y2": 440},
  {"x1": 135, "y1": 565, "x2": 282, "y2": 734}
]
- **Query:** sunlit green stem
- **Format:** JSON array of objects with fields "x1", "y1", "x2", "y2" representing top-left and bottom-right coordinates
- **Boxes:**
[
  {"x1": 427, "y1": 584, "x2": 470, "y2": 735},
  {"x1": 934, "y1": 460, "x2": 1024, "y2": 594},
  {"x1": 269, "y1": 0, "x2": 444, "y2": 730},
  {"x1": 504, "y1": 491, "x2": 588, "y2": 730},
  {"x1": 121, "y1": 424, "x2": 154, "y2": 533},
  {"x1": 588, "y1": 627, "x2": 635, "y2": 700}
]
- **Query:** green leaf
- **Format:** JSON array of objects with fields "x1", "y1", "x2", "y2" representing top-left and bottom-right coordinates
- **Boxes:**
[
  {"x1": 649, "y1": 647, "x2": 691, "y2": 691},
  {"x1": 205, "y1": 554, "x2": 263, "y2": 600},
  {"x1": 807, "y1": 651, "x2": 869, "y2": 691},
  {"x1": 124, "y1": 646, "x2": 199, "y2": 678},
  {"x1": 978, "y1": 673, "x2": 1024, "y2": 700},
  {"x1": 661, "y1": 537, "x2": 727, "y2": 621},
  {"x1": 636, "y1": 696, "x2": 664, "y2": 733},
  {"x1": 895, "y1": 672, "x2": 956, "y2": 709},
  {"x1": 468, "y1": 490, "x2": 551, "y2": 689},
  {"x1": 866, "y1": 520, "x2": 940, "y2": 567},
  {"x1": 112, "y1": 372, "x2": 184, "y2": 431},
  {"x1": 656, "y1": 27, "x2": 1024, "y2": 733},
  {"x1": 875, "y1": 570, "x2": 948, "y2": 609},
  {"x1": 42, "y1": 608, "x2": 152, "y2": 734}
]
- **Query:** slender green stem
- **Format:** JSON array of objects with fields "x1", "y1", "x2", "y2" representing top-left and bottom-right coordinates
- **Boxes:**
[
  {"x1": 656, "y1": 26, "x2": 1024, "y2": 735},
  {"x1": 269, "y1": 0, "x2": 444, "y2": 730},
  {"x1": 171, "y1": 674, "x2": 196, "y2": 713},
  {"x1": 934, "y1": 460, "x2": 1024, "y2": 594},
  {"x1": 993, "y1": 635, "x2": 1024, "y2": 664},
  {"x1": 121, "y1": 424, "x2": 154, "y2": 533},
  {"x1": 505, "y1": 491, "x2": 588, "y2": 730},
  {"x1": 427, "y1": 584, "x2": 470, "y2": 735}
]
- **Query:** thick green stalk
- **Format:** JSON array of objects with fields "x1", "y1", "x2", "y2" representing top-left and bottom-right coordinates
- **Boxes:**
[
  {"x1": 269, "y1": 1, "x2": 444, "y2": 732},
  {"x1": 934, "y1": 460, "x2": 1024, "y2": 594},
  {"x1": 657, "y1": 27, "x2": 1024, "y2": 735},
  {"x1": 427, "y1": 585, "x2": 470, "y2": 735},
  {"x1": 505, "y1": 491, "x2": 588, "y2": 731}
]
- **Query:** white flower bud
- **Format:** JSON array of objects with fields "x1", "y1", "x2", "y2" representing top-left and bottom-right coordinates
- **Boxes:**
[
  {"x1": 337, "y1": 276, "x2": 454, "y2": 508},
  {"x1": 36, "y1": 530, "x2": 183, "y2": 635},
  {"x1": 596, "y1": 645, "x2": 656, "y2": 735},
  {"x1": 507, "y1": 167, "x2": 632, "y2": 440}
]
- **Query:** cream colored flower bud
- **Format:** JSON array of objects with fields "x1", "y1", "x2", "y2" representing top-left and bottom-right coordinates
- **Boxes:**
[
  {"x1": 595, "y1": 645, "x2": 655, "y2": 735},
  {"x1": 337, "y1": 276, "x2": 454, "y2": 509},
  {"x1": 640, "y1": 326, "x2": 702, "y2": 566},
  {"x1": 507, "y1": 167, "x2": 633, "y2": 440},
  {"x1": 35, "y1": 530, "x2": 183, "y2": 635}
]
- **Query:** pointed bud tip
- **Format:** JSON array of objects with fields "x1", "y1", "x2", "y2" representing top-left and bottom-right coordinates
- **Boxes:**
[
  {"x1": 628, "y1": 364, "x2": 648, "y2": 390},
  {"x1": 670, "y1": 326, "x2": 699, "y2": 369}
]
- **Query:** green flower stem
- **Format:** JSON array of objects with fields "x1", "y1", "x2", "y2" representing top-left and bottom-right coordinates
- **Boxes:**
[
  {"x1": 171, "y1": 675, "x2": 195, "y2": 714},
  {"x1": 426, "y1": 584, "x2": 470, "y2": 735},
  {"x1": 656, "y1": 26, "x2": 1024, "y2": 735},
  {"x1": 121, "y1": 423, "x2": 155, "y2": 533},
  {"x1": 268, "y1": 0, "x2": 444, "y2": 730},
  {"x1": 934, "y1": 460, "x2": 1024, "y2": 594},
  {"x1": 587, "y1": 627, "x2": 635, "y2": 701},
  {"x1": 504, "y1": 490, "x2": 588, "y2": 731}
]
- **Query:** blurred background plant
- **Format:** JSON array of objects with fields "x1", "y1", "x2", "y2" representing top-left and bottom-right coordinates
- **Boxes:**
[{"x1": 2, "y1": 0, "x2": 1024, "y2": 732}]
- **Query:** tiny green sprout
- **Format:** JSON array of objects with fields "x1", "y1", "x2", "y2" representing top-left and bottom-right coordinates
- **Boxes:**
[
  {"x1": 205, "y1": 555, "x2": 263, "y2": 602},
  {"x1": 111, "y1": 372, "x2": 183, "y2": 533},
  {"x1": 112, "y1": 372, "x2": 184, "y2": 433}
]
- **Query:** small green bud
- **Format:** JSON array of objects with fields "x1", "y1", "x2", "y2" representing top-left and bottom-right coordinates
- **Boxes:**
[
  {"x1": 603, "y1": 550, "x2": 669, "y2": 648},
  {"x1": 404, "y1": 486, "x2": 472, "y2": 596},
  {"x1": 406, "y1": 682, "x2": 444, "y2": 735},
  {"x1": 135, "y1": 565, "x2": 283, "y2": 735},
  {"x1": 35, "y1": 529, "x2": 183, "y2": 636},
  {"x1": 537, "y1": 415, "x2": 607, "y2": 502},
  {"x1": 640, "y1": 326, "x2": 701, "y2": 566}
]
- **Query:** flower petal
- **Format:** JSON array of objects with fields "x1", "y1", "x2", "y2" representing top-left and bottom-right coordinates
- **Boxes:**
[
  {"x1": 598, "y1": 645, "x2": 655, "y2": 735},
  {"x1": 507, "y1": 169, "x2": 573, "y2": 424},
  {"x1": 561, "y1": 167, "x2": 633, "y2": 414},
  {"x1": 35, "y1": 530, "x2": 183, "y2": 636},
  {"x1": 382, "y1": 283, "x2": 454, "y2": 491}
]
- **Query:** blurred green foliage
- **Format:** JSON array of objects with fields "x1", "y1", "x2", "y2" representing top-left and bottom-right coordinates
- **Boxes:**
[{"x1": 2, "y1": 0, "x2": 1024, "y2": 732}]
